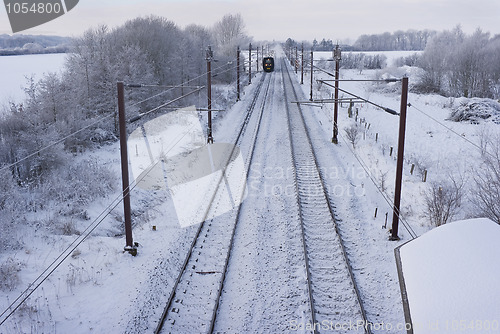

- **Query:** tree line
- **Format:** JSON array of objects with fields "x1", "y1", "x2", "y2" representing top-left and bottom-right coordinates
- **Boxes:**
[
  {"x1": 353, "y1": 29, "x2": 436, "y2": 51},
  {"x1": 0, "y1": 34, "x2": 72, "y2": 55},
  {"x1": 287, "y1": 29, "x2": 437, "y2": 52}
]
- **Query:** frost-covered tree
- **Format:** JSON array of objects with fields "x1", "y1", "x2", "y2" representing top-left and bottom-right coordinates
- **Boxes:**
[
  {"x1": 472, "y1": 136, "x2": 500, "y2": 224},
  {"x1": 417, "y1": 27, "x2": 463, "y2": 94},
  {"x1": 184, "y1": 24, "x2": 213, "y2": 86},
  {"x1": 212, "y1": 13, "x2": 249, "y2": 57},
  {"x1": 344, "y1": 124, "x2": 360, "y2": 149},
  {"x1": 417, "y1": 26, "x2": 500, "y2": 98},
  {"x1": 340, "y1": 53, "x2": 387, "y2": 70},
  {"x1": 0, "y1": 13, "x2": 248, "y2": 252},
  {"x1": 448, "y1": 29, "x2": 490, "y2": 98},
  {"x1": 425, "y1": 177, "x2": 464, "y2": 227}
]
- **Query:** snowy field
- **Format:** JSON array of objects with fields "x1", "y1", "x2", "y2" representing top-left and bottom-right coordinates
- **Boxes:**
[
  {"x1": 294, "y1": 52, "x2": 499, "y2": 234},
  {"x1": 0, "y1": 53, "x2": 67, "y2": 106},
  {"x1": 1, "y1": 47, "x2": 499, "y2": 333}
]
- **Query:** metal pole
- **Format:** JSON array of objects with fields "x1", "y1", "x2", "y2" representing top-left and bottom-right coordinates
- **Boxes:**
[
  {"x1": 301, "y1": 43, "x2": 304, "y2": 84},
  {"x1": 310, "y1": 50, "x2": 313, "y2": 101},
  {"x1": 248, "y1": 43, "x2": 252, "y2": 85},
  {"x1": 332, "y1": 44, "x2": 341, "y2": 144},
  {"x1": 206, "y1": 46, "x2": 214, "y2": 143},
  {"x1": 237, "y1": 46, "x2": 240, "y2": 101},
  {"x1": 391, "y1": 77, "x2": 409, "y2": 241},
  {"x1": 117, "y1": 82, "x2": 134, "y2": 254},
  {"x1": 256, "y1": 45, "x2": 259, "y2": 72},
  {"x1": 295, "y1": 46, "x2": 298, "y2": 73}
]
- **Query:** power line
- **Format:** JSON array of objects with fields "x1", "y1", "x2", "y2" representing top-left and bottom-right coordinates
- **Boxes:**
[
  {"x1": 129, "y1": 87, "x2": 204, "y2": 122},
  {"x1": 0, "y1": 62, "x2": 238, "y2": 174},
  {"x1": 128, "y1": 61, "x2": 235, "y2": 109},
  {"x1": 320, "y1": 80, "x2": 399, "y2": 115},
  {"x1": 337, "y1": 128, "x2": 418, "y2": 239},
  {"x1": 129, "y1": 62, "x2": 244, "y2": 122},
  {"x1": 0, "y1": 183, "x2": 126, "y2": 325},
  {"x1": 409, "y1": 102, "x2": 497, "y2": 161},
  {"x1": 0, "y1": 50, "x2": 250, "y2": 323},
  {"x1": 0, "y1": 121, "x2": 199, "y2": 326},
  {"x1": 0, "y1": 113, "x2": 113, "y2": 174}
]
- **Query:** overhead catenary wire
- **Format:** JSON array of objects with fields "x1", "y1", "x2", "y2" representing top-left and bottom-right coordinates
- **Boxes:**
[
  {"x1": 0, "y1": 112, "x2": 114, "y2": 174},
  {"x1": 129, "y1": 60, "x2": 244, "y2": 121},
  {"x1": 320, "y1": 80, "x2": 399, "y2": 115},
  {"x1": 0, "y1": 120, "x2": 200, "y2": 326},
  {"x1": 306, "y1": 60, "x2": 401, "y2": 114},
  {"x1": 312, "y1": 64, "x2": 335, "y2": 77},
  {"x1": 129, "y1": 86, "x2": 204, "y2": 122},
  {"x1": 310, "y1": 61, "x2": 416, "y2": 238},
  {"x1": 337, "y1": 128, "x2": 418, "y2": 239},
  {"x1": 0, "y1": 47, "x2": 257, "y2": 324},
  {"x1": 0, "y1": 61, "x2": 237, "y2": 174},
  {"x1": 0, "y1": 179, "x2": 130, "y2": 326},
  {"x1": 200, "y1": 62, "x2": 246, "y2": 108},
  {"x1": 408, "y1": 102, "x2": 498, "y2": 161},
  {"x1": 128, "y1": 60, "x2": 235, "y2": 109}
]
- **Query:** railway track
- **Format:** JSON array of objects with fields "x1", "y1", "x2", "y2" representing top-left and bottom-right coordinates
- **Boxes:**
[
  {"x1": 154, "y1": 72, "x2": 273, "y2": 334},
  {"x1": 282, "y1": 58, "x2": 370, "y2": 334}
]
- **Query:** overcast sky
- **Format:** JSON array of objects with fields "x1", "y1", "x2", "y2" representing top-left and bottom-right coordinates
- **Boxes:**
[{"x1": 1, "y1": 0, "x2": 499, "y2": 42}]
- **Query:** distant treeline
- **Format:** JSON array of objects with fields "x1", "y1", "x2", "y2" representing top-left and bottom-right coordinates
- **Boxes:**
[
  {"x1": 284, "y1": 38, "x2": 354, "y2": 52},
  {"x1": 0, "y1": 34, "x2": 72, "y2": 55},
  {"x1": 287, "y1": 29, "x2": 437, "y2": 52},
  {"x1": 353, "y1": 29, "x2": 436, "y2": 51},
  {"x1": 311, "y1": 38, "x2": 356, "y2": 51}
]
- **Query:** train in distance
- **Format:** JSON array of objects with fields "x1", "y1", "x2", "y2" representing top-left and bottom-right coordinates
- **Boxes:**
[{"x1": 263, "y1": 57, "x2": 274, "y2": 72}]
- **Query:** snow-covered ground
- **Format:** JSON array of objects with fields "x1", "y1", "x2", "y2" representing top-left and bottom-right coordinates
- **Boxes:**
[
  {"x1": 296, "y1": 51, "x2": 499, "y2": 233},
  {"x1": 399, "y1": 218, "x2": 500, "y2": 333},
  {"x1": 0, "y1": 53, "x2": 67, "y2": 106},
  {"x1": 1, "y1": 47, "x2": 499, "y2": 333}
]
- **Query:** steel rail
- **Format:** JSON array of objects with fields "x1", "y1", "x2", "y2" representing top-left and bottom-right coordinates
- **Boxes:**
[
  {"x1": 282, "y1": 58, "x2": 371, "y2": 334},
  {"x1": 282, "y1": 60, "x2": 319, "y2": 333},
  {"x1": 154, "y1": 73, "x2": 270, "y2": 334},
  {"x1": 208, "y1": 70, "x2": 274, "y2": 333}
]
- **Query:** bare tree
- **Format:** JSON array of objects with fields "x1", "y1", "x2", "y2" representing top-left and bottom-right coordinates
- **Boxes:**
[
  {"x1": 212, "y1": 13, "x2": 249, "y2": 56},
  {"x1": 379, "y1": 170, "x2": 389, "y2": 193},
  {"x1": 425, "y1": 176, "x2": 464, "y2": 227},
  {"x1": 344, "y1": 124, "x2": 360, "y2": 149},
  {"x1": 472, "y1": 135, "x2": 500, "y2": 224}
]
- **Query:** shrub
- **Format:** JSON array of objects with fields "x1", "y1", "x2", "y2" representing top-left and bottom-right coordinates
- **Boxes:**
[
  {"x1": 425, "y1": 177, "x2": 464, "y2": 226},
  {"x1": 0, "y1": 258, "x2": 23, "y2": 291},
  {"x1": 344, "y1": 124, "x2": 360, "y2": 149}
]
